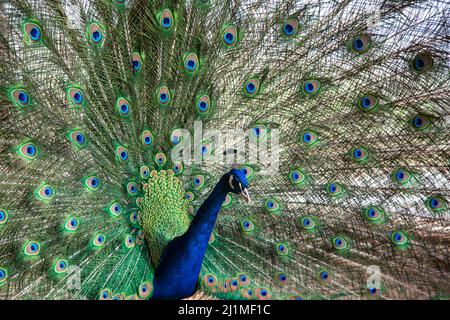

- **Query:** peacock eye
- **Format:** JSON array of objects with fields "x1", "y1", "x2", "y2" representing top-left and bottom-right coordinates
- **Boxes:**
[
  {"x1": 184, "y1": 53, "x2": 199, "y2": 73},
  {"x1": 411, "y1": 52, "x2": 433, "y2": 73},
  {"x1": 301, "y1": 80, "x2": 321, "y2": 96},
  {"x1": 195, "y1": 94, "x2": 211, "y2": 115},
  {"x1": 67, "y1": 129, "x2": 87, "y2": 148},
  {"x1": 357, "y1": 94, "x2": 379, "y2": 112},
  {"x1": 93, "y1": 233, "x2": 106, "y2": 247},
  {"x1": 317, "y1": 269, "x2": 332, "y2": 284},
  {"x1": 129, "y1": 211, "x2": 139, "y2": 224},
  {"x1": 108, "y1": 202, "x2": 122, "y2": 217},
  {"x1": 154, "y1": 152, "x2": 167, "y2": 167},
  {"x1": 192, "y1": 175, "x2": 205, "y2": 189},
  {"x1": 116, "y1": 97, "x2": 131, "y2": 118},
  {"x1": 221, "y1": 25, "x2": 238, "y2": 46},
  {"x1": 36, "y1": 184, "x2": 55, "y2": 201},
  {"x1": 351, "y1": 146, "x2": 369, "y2": 162},
  {"x1": 84, "y1": 175, "x2": 100, "y2": 191},
  {"x1": 249, "y1": 122, "x2": 269, "y2": 142},
  {"x1": 66, "y1": 86, "x2": 85, "y2": 108},
  {"x1": 349, "y1": 34, "x2": 371, "y2": 53},
  {"x1": 393, "y1": 168, "x2": 412, "y2": 185},
  {"x1": 362, "y1": 206, "x2": 386, "y2": 225},
  {"x1": 22, "y1": 20, "x2": 43, "y2": 44},
  {"x1": 24, "y1": 240, "x2": 41, "y2": 256},
  {"x1": 237, "y1": 273, "x2": 250, "y2": 287},
  {"x1": 64, "y1": 216, "x2": 79, "y2": 232},
  {"x1": 255, "y1": 287, "x2": 271, "y2": 300},
  {"x1": 331, "y1": 234, "x2": 351, "y2": 254},
  {"x1": 99, "y1": 289, "x2": 112, "y2": 300},
  {"x1": 243, "y1": 77, "x2": 261, "y2": 97},
  {"x1": 172, "y1": 161, "x2": 183, "y2": 175},
  {"x1": 282, "y1": 18, "x2": 299, "y2": 37},
  {"x1": 411, "y1": 114, "x2": 430, "y2": 130},
  {"x1": 300, "y1": 130, "x2": 319, "y2": 146},
  {"x1": 126, "y1": 181, "x2": 138, "y2": 196},
  {"x1": 265, "y1": 198, "x2": 281, "y2": 214},
  {"x1": 326, "y1": 182, "x2": 344, "y2": 197},
  {"x1": 115, "y1": 146, "x2": 129, "y2": 162},
  {"x1": 138, "y1": 281, "x2": 152, "y2": 299},
  {"x1": 390, "y1": 230, "x2": 410, "y2": 249},
  {"x1": 0, "y1": 209, "x2": 9, "y2": 226},
  {"x1": 200, "y1": 141, "x2": 213, "y2": 159},
  {"x1": 159, "y1": 9, "x2": 174, "y2": 31},
  {"x1": 156, "y1": 86, "x2": 171, "y2": 106},
  {"x1": 170, "y1": 129, "x2": 183, "y2": 145},
  {"x1": 425, "y1": 196, "x2": 446, "y2": 214},
  {"x1": 140, "y1": 165, "x2": 150, "y2": 179},
  {"x1": 54, "y1": 259, "x2": 68, "y2": 273},
  {"x1": 9, "y1": 87, "x2": 31, "y2": 108},
  {"x1": 131, "y1": 52, "x2": 142, "y2": 72},
  {"x1": 124, "y1": 235, "x2": 135, "y2": 248},
  {"x1": 88, "y1": 21, "x2": 105, "y2": 46},
  {"x1": 0, "y1": 267, "x2": 8, "y2": 284},
  {"x1": 185, "y1": 191, "x2": 195, "y2": 201},
  {"x1": 276, "y1": 242, "x2": 289, "y2": 256},
  {"x1": 240, "y1": 219, "x2": 255, "y2": 233},
  {"x1": 275, "y1": 272, "x2": 288, "y2": 286},
  {"x1": 16, "y1": 141, "x2": 39, "y2": 160},
  {"x1": 204, "y1": 274, "x2": 217, "y2": 287},
  {"x1": 300, "y1": 215, "x2": 316, "y2": 230}
]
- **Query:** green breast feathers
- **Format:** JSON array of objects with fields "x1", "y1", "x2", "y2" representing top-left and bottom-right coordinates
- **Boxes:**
[{"x1": 140, "y1": 170, "x2": 191, "y2": 266}]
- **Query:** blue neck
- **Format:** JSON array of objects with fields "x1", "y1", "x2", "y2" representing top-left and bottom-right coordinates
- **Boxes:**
[{"x1": 151, "y1": 177, "x2": 228, "y2": 299}]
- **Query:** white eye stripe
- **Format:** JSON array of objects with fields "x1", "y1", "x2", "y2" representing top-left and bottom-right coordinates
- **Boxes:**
[{"x1": 228, "y1": 175, "x2": 234, "y2": 189}]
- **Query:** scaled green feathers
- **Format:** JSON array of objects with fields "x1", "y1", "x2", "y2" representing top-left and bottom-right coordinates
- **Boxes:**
[{"x1": 140, "y1": 170, "x2": 191, "y2": 266}]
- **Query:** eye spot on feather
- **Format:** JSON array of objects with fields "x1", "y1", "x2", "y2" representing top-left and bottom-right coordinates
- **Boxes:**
[
  {"x1": 243, "y1": 77, "x2": 261, "y2": 97},
  {"x1": 425, "y1": 196, "x2": 446, "y2": 214},
  {"x1": 115, "y1": 146, "x2": 129, "y2": 162},
  {"x1": 93, "y1": 233, "x2": 106, "y2": 247},
  {"x1": 276, "y1": 242, "x2": 289, "y2": 255},
  {"x1": 64, "y1": 216, "x2": 79, "y2": 232},
  {"x1": 138, "y1": 281, "x2": 152, "y2": 299},
  {"x1": 154, "y1": 152, "x2": 167, "y2": 167},
  {"x1": 84, "y1": 175, "x2": 100, "y2": 191},
  {"x1": 24, "y1": 240, "x2": 41, "y2": 256},
  {"x1": 0, "y1": 209, "x2": 8, "y2": 225},
  {"x1": 282, "y1": 18, "x2": 299, "y2": 38},
  {"x1": 88, "y1": 22, "x2": 105, "y2": 46},
  {"x1": 131, "y1": 52, "x2": 142, "y2": 72},
  {"x1": 221, "y1": 25, "x2": 238, "y2": 47},
  {"x1": 99, "y1": 289, "x2": 112, "y2": 300},
  {"x1": 411, "y1": 53, "x2": 433, "y2": 73},
  {"x1": 9, "y1": 87, "x2": 31, "y2": 108},
  {"x1": 159, "y1": 9, "x2": 174, "y2": 31},
  {"x1": 317, "y1": 269, "x2": 332, "y2": 284},
  {"x1": 16, "y1": 141, "x2": 39, "y2": 160},
  {"x1": 183, "y1": 53, "x2": 199, "y2": 74},
  {"x1": 349, "y1": 34, "x2": 371, "y2": 53},
  {"x1": 390, "y1": 230, "x2": 410, "y2": 249},
  {"x1": 0, "y1": 267, "x2": 8, "y2": 283},
  {"x1": 36, "y1": 184, "x2": 55, "y2": 202},
  {"x1": 22, "y1": 20, "x2": 43, "y2": 44},
  {"x1": 54, "y1": 259, "x2": 68, "y2": 273},
  {"x1": 157, "y1": 86, "x2": 171, "y2": 106}
]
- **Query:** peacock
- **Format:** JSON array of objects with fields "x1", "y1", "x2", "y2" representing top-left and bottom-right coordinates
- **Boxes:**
[{"x1": 0, "y1": 0, "x2": 449, "y2": 300}]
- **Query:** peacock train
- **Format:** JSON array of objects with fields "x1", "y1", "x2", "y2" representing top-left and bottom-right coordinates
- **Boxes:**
[{"x1": 0, "y1": 0, "x2": 449, "y2": 300}]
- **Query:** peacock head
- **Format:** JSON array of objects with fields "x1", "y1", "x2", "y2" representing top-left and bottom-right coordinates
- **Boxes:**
[{"x1": 225, "y1": 168, "x2": 251, "y2": 203}]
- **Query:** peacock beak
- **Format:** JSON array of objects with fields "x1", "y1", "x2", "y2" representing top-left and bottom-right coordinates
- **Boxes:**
[{"x1": 240, "y1": 188, "x2": 251, "y2": 203}]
